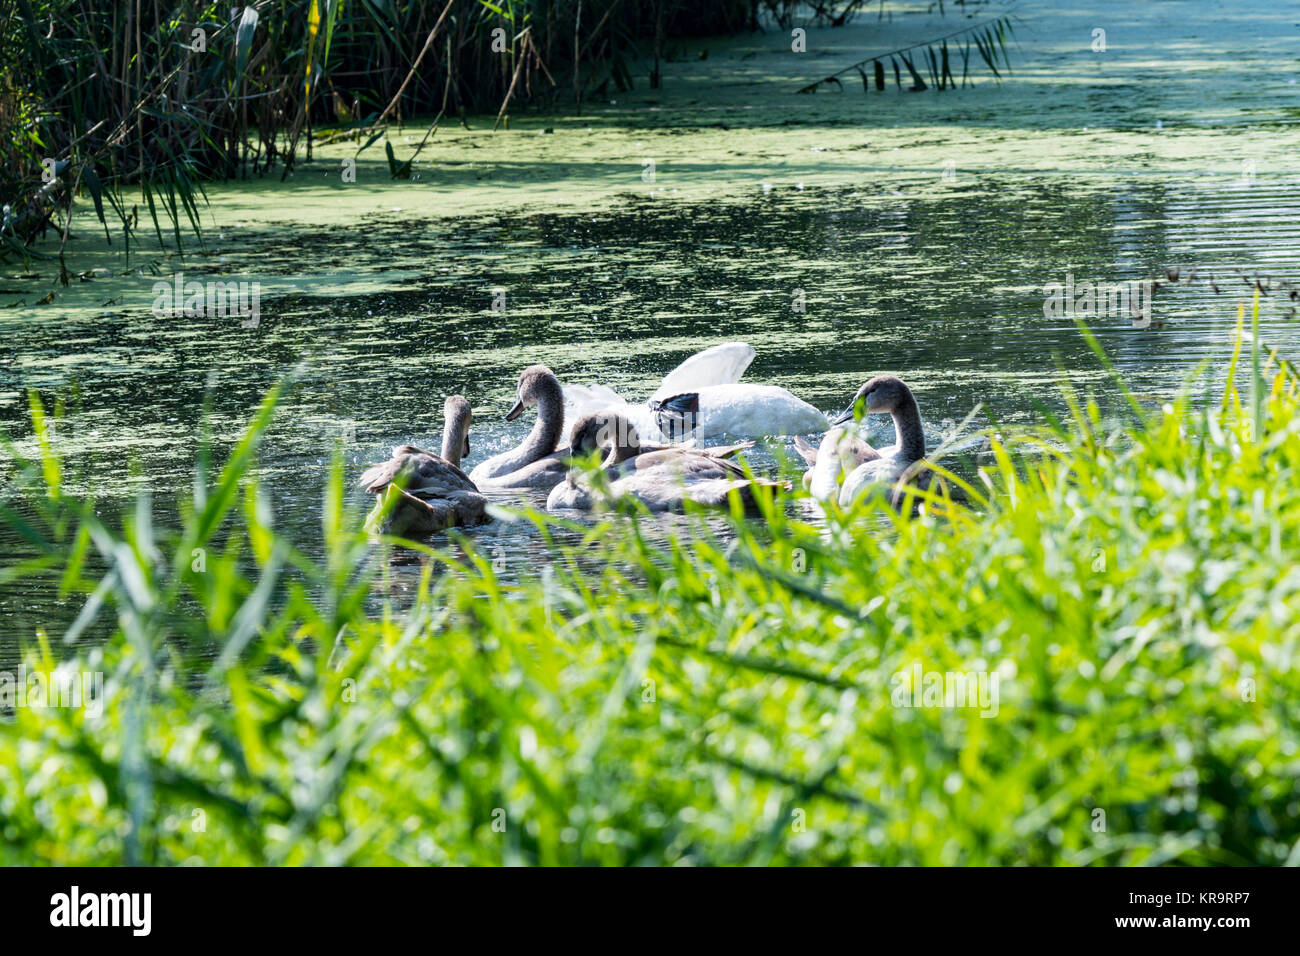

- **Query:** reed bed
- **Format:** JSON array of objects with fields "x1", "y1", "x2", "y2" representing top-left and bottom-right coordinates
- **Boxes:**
[
  {"x1": 0, "y1": 1, "x2": 794, "y2": 259},
  {"x1": 2, "y1": 1, "x2": 1014, "y2": 270}
]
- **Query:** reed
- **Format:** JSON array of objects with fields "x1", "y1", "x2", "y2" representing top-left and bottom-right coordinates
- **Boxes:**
[
  {"x1": 2, "y1": 1, "x2": 1015, "y2": 270},
  {"x1": 0, "y1": 1, "x2": 779, "y2": 263}
]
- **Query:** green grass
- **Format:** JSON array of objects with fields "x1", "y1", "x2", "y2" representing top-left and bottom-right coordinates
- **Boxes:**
[{"x1": 1, "y1": 311, "x2": 1298, "y2": 865}]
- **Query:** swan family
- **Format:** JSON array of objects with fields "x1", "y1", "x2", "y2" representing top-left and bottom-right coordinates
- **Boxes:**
[{"x1": 359, "y1": 343, "x2": 932, "y2": 534}]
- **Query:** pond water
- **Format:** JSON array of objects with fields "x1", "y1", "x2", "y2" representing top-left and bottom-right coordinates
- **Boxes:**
[{"x1": 2, "y1": 0, "x2": 1298, "y2": 656}]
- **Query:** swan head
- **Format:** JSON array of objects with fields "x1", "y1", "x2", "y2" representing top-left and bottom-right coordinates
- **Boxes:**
[
  {"x1": 832, "y1": 375, "x2": 913, "y2": 424},
  {"x1": 444, "y1": 395, "x2": 472, "y2": 459},
  {"x1": 569, "y1": 411, "x2": 640, "y2": 457},
  {"x1": 547, "y1": 473, "x2": 593, "y2": 510},
  {"x1": 505, "y1": 365, "x2": 559, "y2": 421}
]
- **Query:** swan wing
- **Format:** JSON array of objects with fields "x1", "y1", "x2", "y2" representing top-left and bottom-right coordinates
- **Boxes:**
[
  {"x1": 408, "y1": 452, "x2": 477, "y2": 492},
  {"x1": 478, "y1": 451, "x2": 570, "y2": 491},
  {"x1": 391, "y1": 443, "x2": 434, "y2": 458},
  {"x1": 839, "y1": 458, "x2": 907, "y2": 507},
  {"x1": 688, "y1": 384, "x2": 829, "y2": 439},
  {"x1": 616, "y1": 449, "x2": 747, "y2": 481},
  {"x1": 809, "y1": 427, "x2": 881, "y2": 501},
  {"x1": 792, "y1": 435, "x2": 819, "y2": 466},
  {"x1": 360, "y1": 457, "x2": 401, "y2": 492},
  {"x1": 649, "y1": 342, "x2": 757, "y2": 402},
  {"x1": 702, "y1": 438, "x2": 756, "y2": 459},
  {"x1": 563, "y1": 383, "x2": 629, "y2": 418},
  {"x1": 362, "y1": 448, "x2": 476, "y2": 495}
]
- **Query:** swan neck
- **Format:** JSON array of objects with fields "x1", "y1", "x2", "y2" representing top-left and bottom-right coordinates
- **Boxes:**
[
  {"x1": 441, "y1": 405, "x2": 469, "y2": 467},
  {"x1": 519, "y1": 376, "x2": 565, "y2": 463},
  {"x1": 891, "y1": 394, "x2": 926, "y2": 461}
]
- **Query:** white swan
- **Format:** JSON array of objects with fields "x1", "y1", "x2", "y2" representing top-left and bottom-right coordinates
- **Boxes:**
[{"x1": 563, "y1": 342, "x2": 827, "y2": 441}]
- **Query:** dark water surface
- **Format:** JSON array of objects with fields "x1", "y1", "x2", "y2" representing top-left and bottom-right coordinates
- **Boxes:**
[{"x1": 3, "y1": 172, "x2": 1298, "y2": 655}]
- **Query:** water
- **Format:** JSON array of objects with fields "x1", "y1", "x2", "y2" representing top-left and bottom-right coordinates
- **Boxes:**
[{"x1": 3, "y1": 0, "x2": 1299, "y2": 656}]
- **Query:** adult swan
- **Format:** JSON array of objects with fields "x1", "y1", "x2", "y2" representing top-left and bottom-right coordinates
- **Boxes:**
[{"x1": 563, "y1": 342, "x2": 828, "y2": 441}]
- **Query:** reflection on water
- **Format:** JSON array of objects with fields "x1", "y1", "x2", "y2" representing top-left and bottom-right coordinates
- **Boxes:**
[{"x1": 3, "y1": 173, "x2": 1298, "y2": 654}]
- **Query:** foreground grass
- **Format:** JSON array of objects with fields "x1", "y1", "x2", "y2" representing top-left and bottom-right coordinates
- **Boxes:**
[{"x1": 1, "y1": 322, "x2": 1298, "y2": 865}]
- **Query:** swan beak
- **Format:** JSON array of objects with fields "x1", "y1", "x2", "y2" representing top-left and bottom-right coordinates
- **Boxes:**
[
  {"x1": 505, "y1": 400, "x2": 526, "y2": 422},
  {"x1": 830, "y1": 405, "x2": 857, "y2": 426}
]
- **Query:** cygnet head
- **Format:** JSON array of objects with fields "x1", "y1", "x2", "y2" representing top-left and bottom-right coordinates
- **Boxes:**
[
  {"x1": 505, "y1": 365, "x2": 559, "y2": 421},
  {"x1": 832, "y1": 375, "x2": 914, "y2": 424},
  {"x1": 568, "y1": 411, "x2": 641, "y2": 458}
]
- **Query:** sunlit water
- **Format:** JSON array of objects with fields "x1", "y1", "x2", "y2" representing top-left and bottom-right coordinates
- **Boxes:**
[
  {"x1": 4, "y1": 0, "x2": 1300, "y2": 658},
  {"x1": 3, "y1": 171, "x2": 1298, "y2": 659}
]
